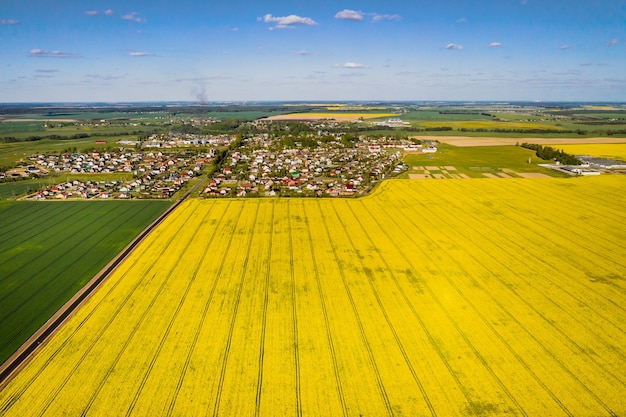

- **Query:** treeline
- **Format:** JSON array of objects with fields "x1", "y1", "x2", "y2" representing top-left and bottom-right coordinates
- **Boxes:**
[
  {"x1": 457, "y1": 128, "x2": 584, "y2": 134},
  {"x1": 1, "y1": 130, "x2": 159, "y2": 143},
  {"x1": 1, "y1": 134, "x2": 88, "y2": 143},
  {"x1": 437, "y1": 111, "x2": 490, "y2": 116},
  {"x1": 212, "y1": 134, "x2": 244, "y2": 174},
  {"x1": 575, "y1": 121, "x2": 626, "y2": 125},
  {"x1": 520, "y1": 143, "x2": 582, "y2": 165}
]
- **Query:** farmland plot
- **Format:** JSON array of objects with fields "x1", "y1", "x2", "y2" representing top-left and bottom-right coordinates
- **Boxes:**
[
  {"x1": 557, "y1": 143, "x2": 626, "y2": 161},
  {"x1": 1, "y1": 176, "x2": 625, "y2": 416},
  {"x1": 0, "y1": 200, "x2": 170, "y2": 365}
]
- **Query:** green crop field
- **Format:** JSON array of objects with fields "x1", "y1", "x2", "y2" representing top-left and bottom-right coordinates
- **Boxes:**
[
  {"x1": 0, "y1": 180, "x2": 54, "y2": 200},
  {"x1": 0, "y1": 200, "x2": 171, "y2": 365},
  {"x1": 400, "y1": 110, "x2": 493, "y2": 122},
  {"x1": 204, "y1": 111, "x2": 286, "y2": 120},
  {"x1": 393, "y1": 110, "x2": 626, "y2": 136},
  {"x1": 0, "y1": 122, "x2": 46, "y2": 136},
  {"x1": 3, "y1": 111, "x2": 169, "y2": 121},
  {"x1": 400, "y1": 144, "x2": 565, "y2": 178}
]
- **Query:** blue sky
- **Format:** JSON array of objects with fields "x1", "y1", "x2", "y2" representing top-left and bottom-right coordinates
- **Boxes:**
[{"x1": 1, "y1": 0, "x2": 624, "y2": 102}]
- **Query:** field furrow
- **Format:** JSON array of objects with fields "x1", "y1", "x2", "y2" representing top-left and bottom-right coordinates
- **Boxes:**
[
  {"x1": 212, "y1": 201, "x2": 264, "y2": 416},
  {"x1": 290, "y1": 201, "x2": 347, "y2": 417},
  {"x1": 258, "y1": 201, "x2": 299, "y2": 416},
  {"x1": 423, "y1": 181, "x2": 626, "y2": 359},
  {"x1": 305, "y1": 201, "x2": 394, "y2": 416},
  {"x1": 372, "y1": 235, "x2": 530, "y2": 414},
  {"x1": 0, "y1": 201, "x2": 64, "y2": 246},
  {"x1": 87, "y1": 200, "x2": 225, "y2": 416},
  {"x1": 166, "y1": 200, "x2": 248, "y2": 416},
  {"x1": 327, "y1": 200, "x2": 441, "y2": 416}
]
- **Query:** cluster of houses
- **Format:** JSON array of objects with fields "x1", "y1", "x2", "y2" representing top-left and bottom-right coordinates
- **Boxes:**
[
  {"x1": 372, "y1": 118, "x2": 411, "y2": 128},
  {"x1": 202, "y1": 134, "x2": 409, "y2": 197},
  {"x1": 139, "y1": 133, "x2": 233, "y2": 149},
  {"x1": 24, "y1": 150, "x2": 210, "y2": 200}
]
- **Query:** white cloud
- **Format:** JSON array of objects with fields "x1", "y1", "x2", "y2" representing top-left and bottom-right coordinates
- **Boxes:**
[
  {"x1": 335, "y1": 10, "x2": 400, "y2": 23},
  {"x1": 232, "y1": 27, "x2": 239, "y2": 32},
  {"x1": 559, "y1": 45, "x2": 570, "y2": 50},
  {"x1": 444, "y1": 43, "x2": 464, "y2": 51},
  {"x1": 296, "y1": 50, "x2": 310, "y2": 56},
  {"x1": 29, "y1": 49, "x2": 81, "y2": 58},
  {"x1": 488, "y1": 42, "x2": 502, "y2": 48},
  {"x1": 333, "y1": 62, "x2": 366, "y2": 69},
  {"x1": 606, "y1": 38, "x2": 619, "y2": 47},
  {"x1": 129, "y1": 51, "x2": 156, "y2": 57},
  {"x1": 122, "y1": 12, "x2": 143, "y2": 23},
  {"x1": 456, "y1": 17, "x2": 467, "y2": 24},
  {"x1": 335, "y1": 9, "x2": 364, "y2": 21},
  {"x1": 1, "y1": 19, "x2": 19, "y2": 25},
  {"x1": 371, "y1": 13, "x2": 401, "y2": 22},
  {"x1": 86, "y1": 10, "x2": 114, "y2": 17},
  {"x1": 262, "y1": 14, "x2": 317, "y2": 29}
]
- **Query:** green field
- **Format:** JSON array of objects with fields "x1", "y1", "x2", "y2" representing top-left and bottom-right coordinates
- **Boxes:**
[
  {"x1": 0, "y1": 200, "x2": 171, "y2": 365},
  {"x1": 0, "y1": 180, "x2": 54, "y2": 199},
  {"x1": 3, "y1": 111, "x2": 169, "y2": 121},
  {"x1": 0, "y1": 122, "x2": 46, "y2": 136},
  {"x1": 204, "y1": 110, "x2": 286, "y2": 120},
  {"x1": 1, "y1": 125, "x2": 156, "y2": 141},
  {"x1": 400, "y1": 144, "x2": 564, "y2": 178},
  {"x1": 396, "y1": 109, "x2": 626, "y2": 135},
  {"x1": 400, "y1": 110, "x2": 494, "y2": 122}
]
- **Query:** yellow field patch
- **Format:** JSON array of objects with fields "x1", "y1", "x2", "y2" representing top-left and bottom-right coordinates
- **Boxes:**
[
  {"x1": 1, "y1": 176, "x2": 625, "y2": 416},
  {"x1": 558, "y1": 144, "x2": 626, "y2": 161}
]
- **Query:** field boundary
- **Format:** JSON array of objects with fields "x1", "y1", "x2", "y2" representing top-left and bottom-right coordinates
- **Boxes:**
[{"x1": 0, "y1": 180, "x2": 204, "y2": 390}]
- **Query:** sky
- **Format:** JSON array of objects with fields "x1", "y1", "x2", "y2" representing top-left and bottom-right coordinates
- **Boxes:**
[{"x1": 1, "y1": 0, "x2": 625, "y2": 102}]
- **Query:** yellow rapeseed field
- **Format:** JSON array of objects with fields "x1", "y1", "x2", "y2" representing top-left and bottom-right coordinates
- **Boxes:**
[
  {"x1": 1, "y1": 176, "x2": 625, "y2": 416},
  {"x1": 558, "y1": 144, "x2": 626, "y2": 161}
]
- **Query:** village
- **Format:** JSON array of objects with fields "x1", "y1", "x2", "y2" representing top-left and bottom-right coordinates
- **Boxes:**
[
  {"x1": 6, "y1": 126, "x2": 439, "y2": 200},
  {"x1": 200, "y1": 132, "x2": 427, "y2": 197}
]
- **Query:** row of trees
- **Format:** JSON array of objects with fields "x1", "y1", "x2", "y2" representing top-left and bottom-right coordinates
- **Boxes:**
[
  {"x1": 520, "y1": 143, "x2": 582, "y2": 165},
  {"x1": 1, "y1": 129, "x2": 158, "y2": 143}
]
